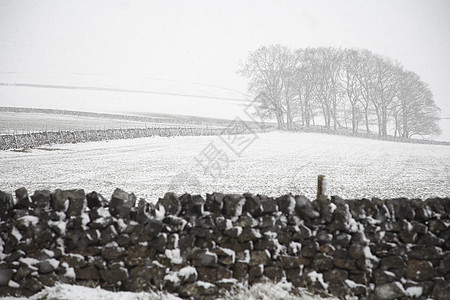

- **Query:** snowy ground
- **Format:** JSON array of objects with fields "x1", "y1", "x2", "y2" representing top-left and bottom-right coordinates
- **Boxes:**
[
  {"x1": 0, "y1": 281, "x2": 338, "y2": 300},
  {"x1": 0, "y1": 131, "x2": 449, "y2": 201}
]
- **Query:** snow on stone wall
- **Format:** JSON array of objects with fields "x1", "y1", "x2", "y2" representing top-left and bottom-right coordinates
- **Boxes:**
[{"x1": 0, "y1": 188, "x2": 449, "y2": 299}]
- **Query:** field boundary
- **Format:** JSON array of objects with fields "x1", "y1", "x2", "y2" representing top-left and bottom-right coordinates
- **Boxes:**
[
  {"x1": 290, "y1": 125, "x2": 450, "y2": 146},
  {"x1": 0, "y1": 126, "x2": 273, "y2": 151}
]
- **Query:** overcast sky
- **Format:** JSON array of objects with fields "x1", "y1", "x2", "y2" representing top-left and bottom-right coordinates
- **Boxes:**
[{"x1": 0, "y1": 0, "x2": 449, "y2": 138}]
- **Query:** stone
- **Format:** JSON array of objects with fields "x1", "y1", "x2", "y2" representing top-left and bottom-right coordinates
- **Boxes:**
[
  {"x1": 109, "y1": 188, "x2": 136, "y2": 218},
  {"x1": 222, "y1": 194, "x2": 246, "y2": 217},
  {"x1": 86, "y1": 191, "x2": 106, "y2": 209},
  {"x1": 233, "y1": 262, "x2": 248, "y2": 280},
  {"x1": 431, "y1": 278, "x2": 450, "y2": 300},
  {"x1": 0, "y1": 269, "x2": 14, "y2": 285},
  {"x1": 99, "y1": 267, "x2": 128, "y2": 283},
  {"x1": 238, "y1": 228, "x2": 261, "y2": 242},
  {"x1": 31, "y1": 190, "x2": 51, "y2": 210},
  {"x1": 301, "y1": 241, "x2": 318, "y2": 258},
  {"x1": 75, "y1": 265, "x2": 100, "y2": 280},
  {"x1": 196, "y1": 267, "x2": 217, "y2": 282},
  {"x1": 38, "y1": 273, "x2": 58, "y2": 286},
  {"x1": 116, "y1": 233, "x2": 130, "y2": 246},
  {"x1": 143, "y1": 220, "x2": 163, "y2": 239},
  {"x1": 178, "y1": 234, "x2": 195, "y2": 253},
  {"x1": 406, "y1": 260, "x2": 434, "y2": 281},
  {"x1": 426, "y1": 198, "x2": 446, "y2": 215},
  {"x1": 408, "y1": 245, "x2": 442, "y2": 260},
  {"x1": 192, "y1": 250, "x2": 217, "y2": 267},
  {"x1": 22, "y1": 277, "x2": 43, "y2": 293},
  {"x1": 51, "y1": 189, "x2": 68, "y2": 212},
  {"x1": 418, "y1": 232, "x2": 444, "y2": 246},
  {"x1": 149, "y1": 235, "x2": 167, "y2": 253},
  {"x1": 204, "y1": 193, "x2": 224, "y2": 214},
  {"x1": 129, "y1": 265, "x2": 153, "y2": 278},
  {"x1": 99, "y1": 225, "x2": 118, "y2": 245},
  {"x1": 163, "y1": 216, "x2": 187, "y2": 232},
  {"x1": 223, "y1": 227, "x2": 241, "y2": 238},
  {"x1": 249, "y1": 250, "x2": 270, "y2": 266},
  {"x1": 295, "y1": 195, "x2": 319, "y2": 220},
  {"x1": 439, "y1": 252, "x2": 450, "y2": 275},
  {"x1": 279, "y1": 256, "x2": 307, "y2": 269},
  {"x1": 332, "y1": 232, "x2": 352, "y2": 248},
  {"x1": 258, "y1": 216, "x2": 276, "y2": 228},
  {"x1": 374, "y1": 282, "x2": 406, "y2": 300},
  {"x1": 260, "y1": 196, "x2": 278, "y2": 214},
  {"x1": 60, "y1": 254, "x2": 86, "y2": 268},
  {"x1": 323, "y1": 269, "x2": 348, "y2": 284},
  {"x1": 102, "y1": 246, "x2": 126, "y2": 260},
  {"x1": 215, "y1": 266, "x2": 233, "y2": 281},
  {"x1": 179, "y1": 194, "x2": 194, "y2": 215},
  {"x1": 192, "y1": 195, "x2": 205, "y2": 215},
  {"x1": 244, "y1": 194, "x2": 262, "y2": 217},
  {"x1": 157, "y1": 192, "x2": 181, "y2": 216},
  {"x1": 233, "y1": 215, "x2": 255, "y2": 228},
  {"x1": 264, "y1": 266, "x2": 284, "y2": 280},
  {"x1": 123, "y1": 277, "x2": 152, "y2": 293},
  {"x1": 410, "y1": 199, "x2": 431, "y2": 221},
  {"x1": 276, "y1": 195, "x2": 296, "y2": 215},
  {"x1": 212, "y1": 248, "x2": 235, "y2": 265},
  {"x1": 333, "y1": 258, "x2": 357, "y2": 271},
  {"x1": 312, "y1": 253, "x2": 333, "y2": 271},
  {"x1": 348, "y1": 244, "x2": 365, "y2": 260},
  {"x1": 15, "y1": 187, "x2": 31, "y2": 209},
  {"x1": 249, "y1": 265, "x2": 263, "y2": 278},
  {"x1": 0, "y1": 191, "x2": 14, "y2": 220},
  {"x1": 380, "y1": 256, "x2": 405, "y2": 279},
  {"x1": 39, "y1": 259, "x2": 59, "y2": 274},
  {"x1": 389, "y1": 198, "x2": 415, "y2": 220},
  {"x1": 428, "y1": 219, "x2": 447, "y2": 234},
  {"x1": 65, "y1": 189, "x2": 86, "y2": 217},
  {"x1": 316, "y1": 230, "x2": 333, "y2": 244}
]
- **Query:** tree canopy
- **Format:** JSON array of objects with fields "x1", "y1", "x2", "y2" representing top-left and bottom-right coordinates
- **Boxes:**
[{"x1": 239, "y1": 46, "x2": 441, "y2": 138}]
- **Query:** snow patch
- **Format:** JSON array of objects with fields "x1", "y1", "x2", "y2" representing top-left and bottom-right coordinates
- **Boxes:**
[
  {"x1": 196, "y1": 281, "x2": 215, "y2": 289},
  {"x1": 405, "y1": 286, "x2": 423, "y2": 298},
  {"x1": 238, "y1": 250, "x2": 250, "y2": 263},
  {"x1": 344, "y1": 279, "x2": 365, "y2": 289},
  {"x1": 8, "y1": 280, "x2": 20, "y2": 288},
  {"x1": 164, "y1": 273, "x2": 180, "y2": 284},
  {"x1": 308, "y1": 271, "x2": 328, "y2": 291},
  {"x1": 219, "y1": 247, "x2": 236, "y2": 264},
  {"x1": 235, "y1": 226, "x2": 243, "y2": 236},
  {"x1": 11, "y1": 227, "x2": 22, "y2": 242},
  {"x1": 164, "y1": 249, "x2": 183, "y2": 265},
  {"x1": 155, "y1": 205, "x2": 165, "y2": 221},
  {"x1": 289, "y1": 242, "x2": 302, "y2": 255},
  {"x1": 178, "y1": 266, "x2": 197, "y2": 280},
  {"x1": 288, "y1": 196, "x2": 296, "y2": 214},
  {"x1": 18, "y1": 215, "x2": 39, "y2": 227},
  {"x1": 329, "y1": 203, "x2": 337, "y2": 213}
]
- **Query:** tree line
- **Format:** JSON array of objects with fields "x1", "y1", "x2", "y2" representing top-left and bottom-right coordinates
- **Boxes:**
[{"x1": 239, "y1": 45, "x2": 441, "y2": 138}]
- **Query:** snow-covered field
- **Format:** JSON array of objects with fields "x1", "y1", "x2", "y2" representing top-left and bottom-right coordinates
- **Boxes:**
[
  {"x1": 1, "y1": 281, "x2": 338, "y2": 300},
  {"x1": 0, "y1": 131, "x2": 449, "y2": 201}
]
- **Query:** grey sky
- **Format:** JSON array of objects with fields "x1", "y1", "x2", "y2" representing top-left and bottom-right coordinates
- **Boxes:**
[{"x1": 0, "y1": 0, "x2": 449, "y2": 138}]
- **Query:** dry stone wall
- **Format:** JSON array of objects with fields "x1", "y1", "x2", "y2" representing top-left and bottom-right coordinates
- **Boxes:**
[
  {"x1": 0, "y1": 188, "x2": 449, "y2": 299},
  {"x1": 0, "y1": 125, "x2": 268, "y2": 151}
]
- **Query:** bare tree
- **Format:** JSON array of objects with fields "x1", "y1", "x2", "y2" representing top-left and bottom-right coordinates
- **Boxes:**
[
  {"x1": 397, "y1": 70, "x2": 441, "y2": 138},
  {"x1": 341, "y1": 49, "x2": 363, "y2": 133},
  {"x1": 238, "y1": 45, "x2": 298, "y2": 129},
  {"x1": 240, "y1": 45, "x2": 441, "y2": 139}
]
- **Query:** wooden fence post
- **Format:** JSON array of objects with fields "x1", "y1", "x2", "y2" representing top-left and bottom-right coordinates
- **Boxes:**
[{"x1": 317, "y1": 175, "x2": 327, "y2": 199}]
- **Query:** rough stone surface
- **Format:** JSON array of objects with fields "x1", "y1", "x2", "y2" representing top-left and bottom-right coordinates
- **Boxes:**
[{"x1": 0, "y1": 190, "x2": 448, "y2": 300}]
